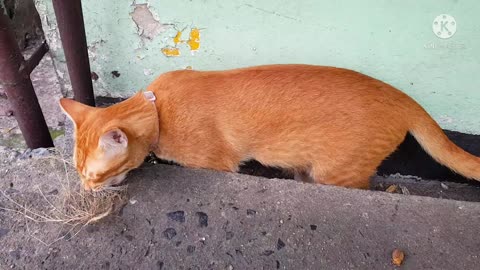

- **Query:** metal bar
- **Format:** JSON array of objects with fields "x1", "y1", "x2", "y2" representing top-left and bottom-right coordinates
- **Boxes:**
[
  {"x1": 52, "y1": 0, "x2": 95, "y2": 106},
  {"x1": 20, "y1": 40, "x2": 49, "y2": 75},
  {"x1": 0, "y1": 11, "x2": 54, "y2": 148}
]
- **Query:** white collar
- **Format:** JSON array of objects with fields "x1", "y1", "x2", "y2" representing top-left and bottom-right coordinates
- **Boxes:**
[{"x1": 143, "y1": 91, "x2": 159, "y2": 151}]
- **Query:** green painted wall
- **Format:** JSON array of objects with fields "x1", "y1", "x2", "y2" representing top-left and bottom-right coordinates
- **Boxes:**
[{"x1": 36, "y1": 0, "x2": 480, "y2": 134}]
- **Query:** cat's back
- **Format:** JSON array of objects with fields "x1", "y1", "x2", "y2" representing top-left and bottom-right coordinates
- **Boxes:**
[
  {"x1": 146, "y1": 64, "x2": 409, "y2": 112},
  {"x1": 148, "y1": 64, "x2": 391, "y2": 93}
]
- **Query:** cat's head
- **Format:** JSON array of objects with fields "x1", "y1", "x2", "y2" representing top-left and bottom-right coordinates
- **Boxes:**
[{"x1": 59, "y1": 94, "x2": 156, "y2": 190}]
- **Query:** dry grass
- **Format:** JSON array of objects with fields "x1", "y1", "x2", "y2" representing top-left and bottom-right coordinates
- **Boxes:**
[{"x1": 0, "y1": 150, "x2": 129, "y2": 245}]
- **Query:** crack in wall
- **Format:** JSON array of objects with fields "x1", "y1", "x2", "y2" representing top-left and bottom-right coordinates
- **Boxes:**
[{"x1": 242, "y1": 3, "x2": 299, "y2": 21}]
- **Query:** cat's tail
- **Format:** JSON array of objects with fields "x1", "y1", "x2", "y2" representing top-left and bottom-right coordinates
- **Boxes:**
[{"x1": 408, "y1": 104, "x2": 480, "y2": 181}]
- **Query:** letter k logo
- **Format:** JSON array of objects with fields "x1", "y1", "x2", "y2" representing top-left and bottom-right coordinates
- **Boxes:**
[{"x1": 433, "y1": 14, "x2": 457, "y2": 39}]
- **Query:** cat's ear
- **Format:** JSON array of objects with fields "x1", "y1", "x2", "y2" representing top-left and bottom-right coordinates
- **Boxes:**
[
  {"x1": 59, "y1": 98, "x2": 94, "y2": 127},
  {"x1": 99, "y1": 128, "x2": 128, "y2": 154}
]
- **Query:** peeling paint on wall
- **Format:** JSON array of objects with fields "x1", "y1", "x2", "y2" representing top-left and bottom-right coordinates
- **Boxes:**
[
  {"x1": 161, "y1": 47, "x2": 180, "y2": 57},
  {"x1": 130, "y1": 4, "x2": 168, "y2": 40},
  {"x1": 87, "y1": 39, "x2": 106, "y2": 62},
  {"x1": 173, "y1": 30, "x2": 182, "y2": 45},
  {"x1": 143, "y1": 68, "x2": 154, "y2": 76},
  {"x1": 187, "y1": 28, "x2": 200, "y2": 51},
  {"x1": 161, "y1": 28, "x2": 201, "y2": 57}
]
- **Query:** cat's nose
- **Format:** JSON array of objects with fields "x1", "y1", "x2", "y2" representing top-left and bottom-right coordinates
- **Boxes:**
[
  {"x1": 91, "y1": 185, "x2": 104, "y2": 192},
  {"x1": 83, "y1": 180, "x2": 94, "y2": 191},
  {"x1": 84, "y1": 181, "x2": 105, "y2": 191},
  {"x1": 83, "y1": 183, "x2": 92, "y2": 191}
]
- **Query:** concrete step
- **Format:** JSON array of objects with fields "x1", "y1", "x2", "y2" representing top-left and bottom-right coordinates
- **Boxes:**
[{"x1": 1, "y1": 158, "x2": 479, "y2": 270}]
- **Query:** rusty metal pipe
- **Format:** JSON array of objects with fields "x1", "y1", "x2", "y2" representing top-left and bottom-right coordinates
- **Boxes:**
[
  {"x1": 0, "y1": 11, "x2": 54, "y2": 148},
  {"x1": 52, "y1": 0, "x2": 95, "y2": 106},
  {"x1": 20, "y1": 41, "x2": 49, "y2": 75}
]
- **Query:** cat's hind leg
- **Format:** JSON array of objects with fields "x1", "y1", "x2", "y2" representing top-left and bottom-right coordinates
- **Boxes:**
[{"x1": 310, "y1": 162, "x2": 373, "y2": 189}]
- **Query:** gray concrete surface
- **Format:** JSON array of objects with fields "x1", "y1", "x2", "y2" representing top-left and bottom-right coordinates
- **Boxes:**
[{"x1": 1, "y1": 156, "x2": 479, "y2": 270}]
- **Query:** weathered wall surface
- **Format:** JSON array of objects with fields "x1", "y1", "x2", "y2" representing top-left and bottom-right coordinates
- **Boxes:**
[
  {"x1": 0, "y1": 0, "x2": 43, "y2": 49},
  {"x1": 36, "y1": 0, "x2": 480, "y2": 134}
]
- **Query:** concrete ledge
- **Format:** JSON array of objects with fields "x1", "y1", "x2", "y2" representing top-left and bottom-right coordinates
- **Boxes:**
[{"x1": 1, "y1": 160, "x2": 479, "y2": 269}]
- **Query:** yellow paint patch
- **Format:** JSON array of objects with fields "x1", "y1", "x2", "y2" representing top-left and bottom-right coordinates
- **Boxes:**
[
  {"x1": 187, "y1": 28, "x2": 200, "y2": 51},
  {"x1": 185, "y1": 66, "x2": 193, "y2": 70},
  {"x1": 161, "y1": 47, "x2": 180, "y2": 57},
  {"x1": 173, "y1": 31, "x2": 182, "y2": 45}
]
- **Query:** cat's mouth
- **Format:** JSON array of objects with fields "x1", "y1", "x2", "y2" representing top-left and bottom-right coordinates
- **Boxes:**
[
  {"x1": 92, "y1": 183, "x2": 128, "y2": 192},
  {"x1": 90, "y1": 182, "x2": 127, "y2": 192},
  {"x1": 87, "y1": 172, "x2": 128, "y2": 191}
]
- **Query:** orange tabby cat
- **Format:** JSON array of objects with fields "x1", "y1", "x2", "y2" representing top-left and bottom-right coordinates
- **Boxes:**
[{"x1": 59, "y1": 64, "x2": 480, "y2": 190}]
